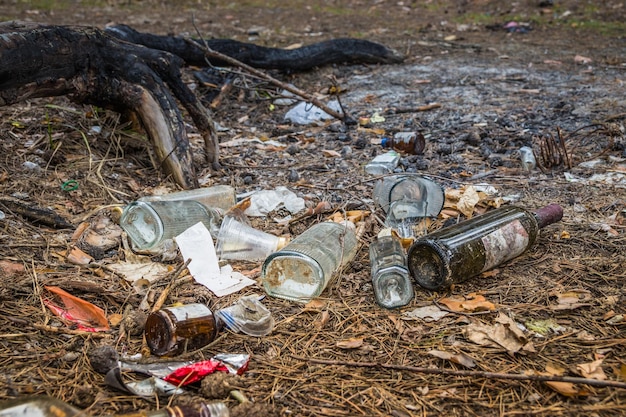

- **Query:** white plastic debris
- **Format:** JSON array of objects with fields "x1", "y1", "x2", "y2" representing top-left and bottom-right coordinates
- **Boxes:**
[
  {"x1": 245, "y1": 186, "x2": 305, "y2": 217},
  {"x1": 284, "y1": 100, "x2": 341, "y2": 125}
]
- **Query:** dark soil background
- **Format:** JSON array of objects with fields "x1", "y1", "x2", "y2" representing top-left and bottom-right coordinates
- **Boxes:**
[{"x1": 0, "y1": 1, "x2": 625, "y2": 416}]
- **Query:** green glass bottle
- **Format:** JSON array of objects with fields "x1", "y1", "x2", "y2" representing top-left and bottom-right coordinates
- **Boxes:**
[{"x1": 407, "y1": 204, "x2": 563, "y2": 290}]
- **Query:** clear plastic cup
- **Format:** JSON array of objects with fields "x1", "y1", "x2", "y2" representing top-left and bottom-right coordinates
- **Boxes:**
[{"x1": 215, "y1": 215, "x2": 288, "y2": 261}]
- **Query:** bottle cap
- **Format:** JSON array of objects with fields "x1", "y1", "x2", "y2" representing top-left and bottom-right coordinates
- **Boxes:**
[
  {"x1": 534, "y1": 204, "x2": 563, "y2": 228},
  {"x1": 381, "y1": 137, "x2": 390, "y2": 148}
]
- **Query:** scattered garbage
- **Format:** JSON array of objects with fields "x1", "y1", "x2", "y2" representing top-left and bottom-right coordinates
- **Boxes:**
[
  {"x1": 284, "y1": 99, "x2": 341, "y2": 125},
  {"x1": 139, "y1": 184, "x2": 237, "y2": 212},
  {"x1": 364, "y1": 150, "x2": 400, "y2": 175},
  {"x1": 407, "y1": 204, "x2": 564, "y2": 290},
  {"x1": 369, "y1": 231, "x2": 413, "y2": 309},
  {"x1": 216, "y1": 215, "x2": 289, "y2": 261},
  {"x1": 373, "y1": 175, "x2": 445, "y2": 237},
  {"x1": 381, "y1": 131, "x2": 425, "y2": 155},
  {"x1": 262, "y1": 220, "x2": 359, "y2": 303},
  {"x1": 120, "y1": 200, "x2": 223, "y2": 251},
  {"x1": 144, "y1": 303, "x2": 220, "y2": 356}
]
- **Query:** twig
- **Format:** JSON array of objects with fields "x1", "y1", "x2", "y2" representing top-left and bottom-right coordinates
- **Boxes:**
[
  {"x1": 185, "y1": 28, "x2": 348, "y2": 122},
  {"x1": 32, "y1": 323, "x2": 108, "y2": 338},
  {"x1": 291, "y1": 356, "x2": 626, "y2": 389},
  {"x1": 151, "y1": 258, "x2": 193, "y2": 313}
]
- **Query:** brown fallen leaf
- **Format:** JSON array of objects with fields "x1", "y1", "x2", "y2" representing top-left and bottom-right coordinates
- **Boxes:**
[
  {"x1": 315, "y1": 310, "x2": 331, "y2": 329},
  {"x1": 539, "y1": 364, "x2": 590, "y2": 397},
  {"x1": 576, "y1": 359, "x2": 607, "y2": 380},
  {"x1": 550, "y1": 289, "x2": 593, "y2": 310},
  {"x1": 0, "y1": 260, "x2": 25, "y2": 276},
  {"x1": 439, "y1": 293, "x2": 496, "y2": 313},
  {"x1": 428, "y1": 349, "x2": 476, "y2": 368},
  {"x1": 463, "y1": 312, "x2": 534, "y2": 355},
  {"x1": 336, "y1": 337, "x2": 364, "y2": 349}
]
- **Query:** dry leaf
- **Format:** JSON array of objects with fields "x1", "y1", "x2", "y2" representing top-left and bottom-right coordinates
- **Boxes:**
[
  {"x1": 545, "y1": 381, "x2": 589, "y2": 397},
  {"x1": 0, "y1": 260, "x2": 25, "y2": 276},
  {"x1": 536, "y1": 364, "x2": 590, "y2": 397},
  {"x1": 304, "y1": 299, "x2": 326, "y2": 310},
  {"x1": 428, "y1": 350, "x2": 476, "y2": 368},
  {"x1": 439, "y1": 293, "x2": 496, "y2": 313},
  {"x1": 315, "y1": 310, "x2": 331, "y2": 329},
  {"x1": 463, "y1": 312, "x2": 534, "y2": 354},
  {"x1": 576, "y1": 359, "x2": 607, "y2": 380},
  {"x1": 550, "y1": 289, "x2": 593, "y2": 310},
  {"x1": 336, "y1": 337, "x2": 364, "y2": 349},
  {"x1": 402, "y1": 305, "x2": 450, "y2": 322},
  {"x1": 322, "y1": 149, "x2": 341, "y2": 157}
]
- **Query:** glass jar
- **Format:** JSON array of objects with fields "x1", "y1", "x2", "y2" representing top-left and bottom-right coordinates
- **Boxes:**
[
  {"x1": 144, "y1": 303, "x2": 219, "y2": 356},
  {"x1": 262, "y1": 221, "x2": 358, "y2": 303},
  {"x1": 120, "y1": 200, "x2": 223, "y2": 251}
]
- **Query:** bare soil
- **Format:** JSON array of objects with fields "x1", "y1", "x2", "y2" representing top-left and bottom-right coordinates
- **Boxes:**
[{"x1": 0, "y1": 1, "x2": 625, "y2": 416}]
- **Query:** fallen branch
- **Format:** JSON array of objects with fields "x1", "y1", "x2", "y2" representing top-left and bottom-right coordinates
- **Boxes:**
[
  {"x1": 291, "y1": 355, "x2": 626, "y2": 389},
  {"x1": 185, "y1": 37, "x2": 349, "y2": 122}
]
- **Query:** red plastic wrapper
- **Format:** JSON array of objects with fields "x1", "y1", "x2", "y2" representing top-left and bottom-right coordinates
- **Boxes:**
[{"x1": 163, "y1": 354, "x2": 250, "y2": 386}]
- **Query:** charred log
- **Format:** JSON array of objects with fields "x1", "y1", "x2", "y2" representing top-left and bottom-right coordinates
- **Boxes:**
[{"x1": 104, "y1": 24, "x2": 405, "y2": 70}]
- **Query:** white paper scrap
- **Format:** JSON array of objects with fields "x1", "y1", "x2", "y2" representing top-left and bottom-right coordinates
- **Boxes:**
[{"x1": 175, "y1": 223, "x2": 255, "y2": 297}]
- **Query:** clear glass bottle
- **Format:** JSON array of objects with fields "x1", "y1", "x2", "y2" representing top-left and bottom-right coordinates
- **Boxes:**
[
  {"x1": 119, "y1": 200, "x2": 223, "y2": 251},
  {"x1": 407, "y1": 204, "x2": 563, "y2": 291},
  {"x1": 373, "y1": 175, "x2": 444, "y2": 237},
  {"x1": 519, "y1": 146, "x2": 536, "y2": 172},
  {"x1": 370, "y1": 235, "x2": 413, "y2": 309},
  {"x1": 381, "y1": 131, "x2": 425, "y2": 155},
  {"x1": 364, "y1": 151, "x2": 400, "y2": 175},
  {"x1": 262, "y1": 221, "x2": 358, "y2": 303},
  {"x1": 0, "y1": 396, "x2": 229, "y2": 417},
  {"x1": 139, "y1": 185, "x2": 236, "y2": 212},
  {"x1": 144, "y1": 303, "x2": 219, "y2": 357}
]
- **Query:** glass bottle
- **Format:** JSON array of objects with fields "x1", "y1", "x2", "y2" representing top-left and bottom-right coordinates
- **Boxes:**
[
  {"x1": 0, "y1": 396, "x2": 229, "y2": 417},
  {"x1": 407, "y1": 204, "x2": 563, "y2": 291},
  {"x1": 262, "y1": 221, "x2": 358, "y2": 303},
  {"x1": 144, "y1": 303, "x2": 219, "y2": 357},
  {"x1": 519, "y1": 146, "x2": 536, "y2": 172},
  {"x1": 369, "y1": 235, "x2": 413, "y2": 309},
  {"x1": 381, "y1": 131, "x2": 425, "y2": 155},
  {"x1": 139, "y1": 185, "x2": 236, "y2": 212},
  {"x1": 373, "y1": 175, "x2": 444, "y2": 237},
  {"x1": 119, "y1": 200, "x2": 223, "y2": 251},
  {"x1": 364, "y1": 151, "x2": 400, "y2": 175}
]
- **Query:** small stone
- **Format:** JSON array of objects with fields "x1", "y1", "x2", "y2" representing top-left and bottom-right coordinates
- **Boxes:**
[{"x1": 287, "y1": 169, "x2": 300, "y2": 182}]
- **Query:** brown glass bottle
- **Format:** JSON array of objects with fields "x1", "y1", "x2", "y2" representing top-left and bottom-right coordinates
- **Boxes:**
[
  {"x1": 407, "y1": 204, "x2": 563, "y2": 290},
  {"x1": 145, "y1": 303, "x2": 219, "y2": 356},
  {"x1": 381, "y1": 132, "x2": 425, "y2": 155}
]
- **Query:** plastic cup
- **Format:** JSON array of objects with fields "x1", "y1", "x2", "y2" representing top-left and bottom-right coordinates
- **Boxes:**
[{"x1": 215, "y1": 215, "x2": 288, "y2": 261}]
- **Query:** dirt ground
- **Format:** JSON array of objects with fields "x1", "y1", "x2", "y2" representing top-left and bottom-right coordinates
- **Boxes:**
[{"x1": 0, "y1": 1, "x2": 625, "y2": 416}]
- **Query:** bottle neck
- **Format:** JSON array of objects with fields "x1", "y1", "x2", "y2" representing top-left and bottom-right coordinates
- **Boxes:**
[{"x1": 533, "y1": 204, "x2": 563, "y2": 229}]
